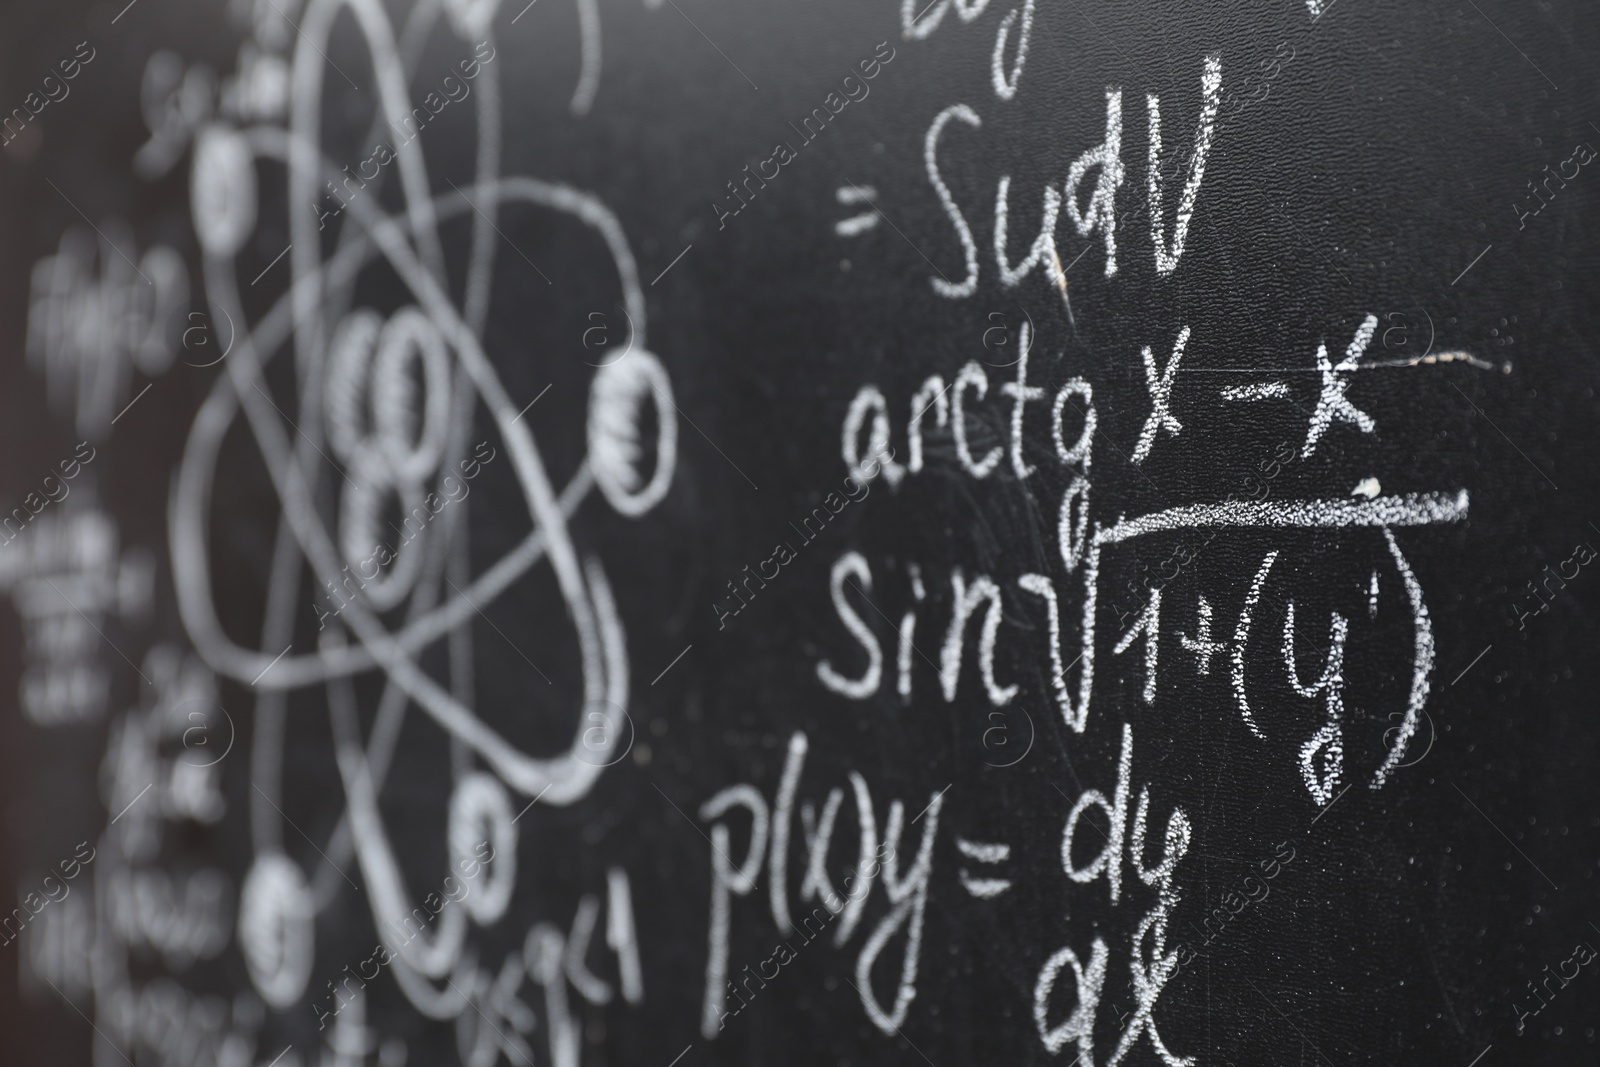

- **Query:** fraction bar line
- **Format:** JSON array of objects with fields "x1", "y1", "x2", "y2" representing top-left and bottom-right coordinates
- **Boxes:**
[{"x1": 1095, "y1": 491, "x2": 1469, "y2": 547}]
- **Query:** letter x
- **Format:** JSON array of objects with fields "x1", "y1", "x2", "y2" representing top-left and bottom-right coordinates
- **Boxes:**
[
  {"x1": 1303, "y1": 313, "x2": 1377, "y2": 458},
  {"x1": 1131, "y1": 326, "x2": 1189, "y2": 465}
]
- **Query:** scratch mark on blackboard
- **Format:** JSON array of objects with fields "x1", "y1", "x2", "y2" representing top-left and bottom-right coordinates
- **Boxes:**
[
  {"x1": 910, "y1": 784, "x2": 950, "y2": 824},
  {"x1": 43, "y1": 178, "x2": 151, "y2": 285},
  {"x1": 251, "y1": 244, "x2": 293, "y2": 286},
  {"x1": 110, "y1": 382, "x2": 153, "y2": 424},
  {"x1": 511, "y1": 383, "x2": 553, "y2": 424},
  {"x1": 652, "y1": 643, "x2": 693, "y2": 685},
  {"x1": 1450, "y1": 643, "x2": 1492, "y2": 686},
  {"x1": 1305, "y1": 782, "x2": 1350, "y2": 829},
  {"x1": 1452, "y1": 782, "x2": 1560, "y2": 891},
  {"x1": 109, "y1": 783, "x2": 153, "y2": 825},
  {"x1": 1450, "y1": 380, "x2": 1557, "y2": 489},
  {"x1": 44, "y1": 575, "x2": 152, "y2": 685},
  {"x1": 1450, "y1": 243, "x2": 1494, "y2": 286},
  {"x1": 672, "y1": 402, "x2": 758, "y2": 488},
  {"x1": 1243, "y1": 978, "x2": 1336, "y2": 1067},
  {"x1": 250, "y1": 644, "x2": 294, "y2": 686},
  {"x1": 664, "y1": 0, "x2": 759, "y2": 90},
  {"x1": 652, "y1": 244, "x2": 694, "y2": 285}
]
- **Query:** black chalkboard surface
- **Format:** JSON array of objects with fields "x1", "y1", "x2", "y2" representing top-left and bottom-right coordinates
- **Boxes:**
[{"x1": 2, "y1": 0, "x2": 1598, "y2": 1064}]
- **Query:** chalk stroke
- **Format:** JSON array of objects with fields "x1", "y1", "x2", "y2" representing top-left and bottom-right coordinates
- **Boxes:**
[
  {"x1": 1095, "y1": 491, "x2": 1469, "y2": 546},
  {"x1": 1371, "y1": 526, "x2": 1434, "y2": 787},
  {"x1": 157, "y1": 0, "x2": 679, "y2": 1028},
  {"x1": 1147, "y1": 54, "x2": 1221, "y2": 275},
  {"x1": 1303, "y1": 313, "x2": 1377, "y2": 458},
  {"x1": 1221, "y1": 381, "x2": 1288, "y2": 401},
  {"x1": 835, "y1": 185, "x2": 881, "y2": 236},
  {"x1": 1131, "y1": 326, "x2": 1189, "y2": 464},
  {"x1": 1230, "y1": 551, "x2": 1279, "y2": 740},
  {"x1": 956, "y1": 837, "x2": 1012, "y2": 898}
]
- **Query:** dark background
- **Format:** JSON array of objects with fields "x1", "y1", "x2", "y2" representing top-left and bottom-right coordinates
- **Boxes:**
[{"x1": 1, "y1": 0, "x2": 1597, "y2": 1063}]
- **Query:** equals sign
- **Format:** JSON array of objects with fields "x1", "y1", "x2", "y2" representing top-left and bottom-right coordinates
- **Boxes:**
[
  {"x1": 956, "y1": 837, "x2": 1011, "y2": 898},
  {"x1": 834, "y1": 185, "x2": 880, "y2": 237}
]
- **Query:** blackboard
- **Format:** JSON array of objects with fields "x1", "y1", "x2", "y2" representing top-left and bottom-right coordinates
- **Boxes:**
[{"x1": 2, "y1": 0, "x2": 1598, "y2": 1064}]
